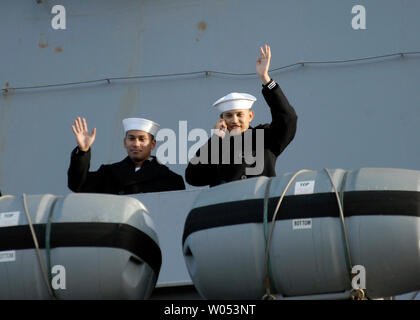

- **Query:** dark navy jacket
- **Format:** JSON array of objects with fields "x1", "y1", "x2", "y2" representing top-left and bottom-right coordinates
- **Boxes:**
[
  {"x1": 68, "y1": 150, "x2": 185, "y2": 194},
  {"x1": 185, "y1": 81, "x2": 297, "y2": 187}
]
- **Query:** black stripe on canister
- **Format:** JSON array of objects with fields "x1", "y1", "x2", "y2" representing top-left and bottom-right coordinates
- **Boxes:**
[
  {"x1": 0, "y1": 222, "x2": 162, "y2": 277},
  {"x1": 182, "y1": 190, "x2": 420, "y2": 244}
]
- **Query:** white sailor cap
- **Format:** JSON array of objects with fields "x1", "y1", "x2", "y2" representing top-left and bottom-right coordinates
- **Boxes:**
[
  {"x1": 213, "y1": 92, "x2": 257, "y2": 113},
  {"x1": 122, "y1": 118, "x2": 160, "y2": 137}
]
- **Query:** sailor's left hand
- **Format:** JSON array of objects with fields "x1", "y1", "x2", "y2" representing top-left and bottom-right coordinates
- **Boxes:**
[{"x1": 256, "y1": 44, "x2": 271, "y2": 85}]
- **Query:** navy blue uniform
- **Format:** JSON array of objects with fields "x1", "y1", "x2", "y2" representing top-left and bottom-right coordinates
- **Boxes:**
[
  {"x1": 185, "y1": 80, "x2": 297, "y2": 187},
  {"x1": 68, "y1": 149, "x2": 185, "y2": 194}
]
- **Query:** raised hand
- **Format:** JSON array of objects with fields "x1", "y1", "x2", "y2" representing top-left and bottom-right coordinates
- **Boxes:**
[
  {"x1": 71, "y1": 117, "x2": 96, "y2": 152},
  {"x1": 256, "y1": 44, "x2": 271, "y2": 85}
]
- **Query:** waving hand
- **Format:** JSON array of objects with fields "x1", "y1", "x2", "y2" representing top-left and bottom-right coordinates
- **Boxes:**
[
  {"x1": 71, "y1": 117, "x2": 96, "y2": 152},
  {"x1": 256, "y1": 44, "x2": 272, "y2": 85}
]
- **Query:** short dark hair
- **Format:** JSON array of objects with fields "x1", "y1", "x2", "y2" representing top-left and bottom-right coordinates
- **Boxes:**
[
  {"x1": 125, "y1": 132, "x2": 155, "y2": 140},
  {"x1": 220, "y1": 109, "x2": 252, "y2": 118}
]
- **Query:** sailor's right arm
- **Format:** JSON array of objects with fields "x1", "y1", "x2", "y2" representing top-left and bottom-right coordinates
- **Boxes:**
[
  {"x1": 185, "y1": 136, "x2": 220, "y2": 187},
  {"x1": 67, "y1": 147, "x2": 109, "y2": 192},
  {"x1": 68, "y1": 117, "x2": 103, "y2": 192}
]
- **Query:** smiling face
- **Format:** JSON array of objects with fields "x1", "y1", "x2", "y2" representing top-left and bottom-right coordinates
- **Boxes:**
[
  {"x1": 123, "y1": 130, "x2": 156, "y2": 165},
  {"x1": 221, "y1": 109, "x2": 254, "y2": 134}
]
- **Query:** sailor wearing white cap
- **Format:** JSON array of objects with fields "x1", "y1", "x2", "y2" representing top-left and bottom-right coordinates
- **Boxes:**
[
  {"x1": 211, "y1": 92, "x2": 257, "y2": 138},
  {"x1": 186, "y1": 45, "x2": 298, "y2": 187},
  {"x1": 212, "y1": 92, "x2": 257, "y2": 114},
  {"x1": 68, "y1": 117, "x2": 185, "y2": 195},
  {"x1": 122, "y1": 118, "x2": 159, "y2": 165},
  {"x1": 122, "y1": 118, "x2": 160, "y2": 137}
]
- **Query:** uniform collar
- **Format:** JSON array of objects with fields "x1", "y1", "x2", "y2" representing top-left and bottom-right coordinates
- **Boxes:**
[{"x1": 123, "y1": 156, "x2": 157, "y2": 169}]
